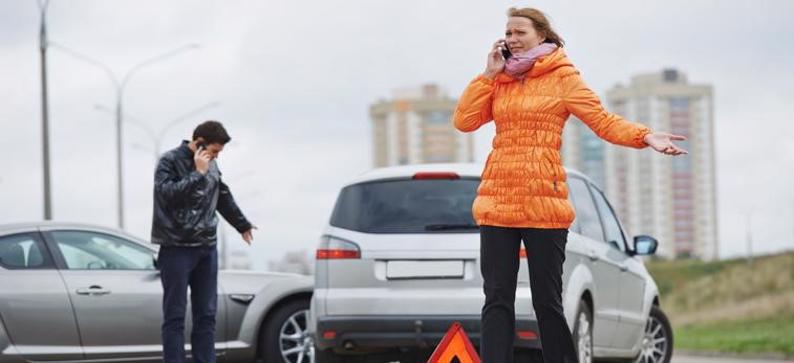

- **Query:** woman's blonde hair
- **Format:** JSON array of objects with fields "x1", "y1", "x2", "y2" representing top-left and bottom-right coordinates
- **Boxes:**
[{"x1": 507, "y1": 7, "x2": 565, "y2": 48}]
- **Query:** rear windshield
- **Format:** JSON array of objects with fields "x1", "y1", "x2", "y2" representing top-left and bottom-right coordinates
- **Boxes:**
[{"x1": 329, "y1": 178, "x2": 480, "y2": 234}]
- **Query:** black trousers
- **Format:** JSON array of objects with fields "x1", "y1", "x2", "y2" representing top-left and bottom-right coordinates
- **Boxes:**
[{"x1": 479, "y1": 226, "x2": 579, "y2": 363}]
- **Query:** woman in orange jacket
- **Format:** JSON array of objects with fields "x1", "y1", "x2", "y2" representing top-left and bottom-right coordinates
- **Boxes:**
[{"x1": 453, "y1": 7, "x2": 687, "y2": 363}]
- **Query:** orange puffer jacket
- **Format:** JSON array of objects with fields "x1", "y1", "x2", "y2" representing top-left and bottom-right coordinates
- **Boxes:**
[{"x1": 454, "y1": 48, "x2": 651, "y2": 229}]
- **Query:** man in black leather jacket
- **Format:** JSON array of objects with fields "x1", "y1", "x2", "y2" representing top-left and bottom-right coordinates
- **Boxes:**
[{"x1": 152, "y1": 120, "x2": 255, "y2": 363}]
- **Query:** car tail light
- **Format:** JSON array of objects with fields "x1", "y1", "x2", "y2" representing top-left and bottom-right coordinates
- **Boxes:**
[
  {"x1": 412, "y1": 172, "x2": 460, "y2": 180},
  {"x1": 323, "y1": 330, "x2": 337, "y2": 339},
  {"x1": 519, "y1": 248, "x2": 527, "y2": 258},
  {"x1": 517, "y1": 330, "x2": 538, "y2": 340},
  {"x1": 316, "y1": 235, "x2": 361, "y2": 260}
]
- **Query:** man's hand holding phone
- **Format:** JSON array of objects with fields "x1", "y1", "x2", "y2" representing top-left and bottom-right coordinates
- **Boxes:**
[
  {"x1": 484, "y1": 39, "x2": 509, "y2": 79},
  {"x1": 194, "y1": 145, "x2": 211, "y2": 175}
]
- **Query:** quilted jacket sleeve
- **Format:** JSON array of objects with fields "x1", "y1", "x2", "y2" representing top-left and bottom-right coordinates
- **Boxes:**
[
  {"x1": 453, "y1": 75, "x2": 496, "y2": 132},
  {"x1": 562, "y1": 71, "x2": 651, "y2": 148}
]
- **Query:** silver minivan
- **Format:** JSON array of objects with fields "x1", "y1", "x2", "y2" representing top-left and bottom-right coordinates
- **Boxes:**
[{"x1": 310, "y1": 163, "x2": 673, "y2": 363}]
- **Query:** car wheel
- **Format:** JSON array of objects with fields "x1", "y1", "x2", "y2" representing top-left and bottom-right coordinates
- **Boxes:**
[
  {"x1": 634, "y1": 306, "x2": 673, "y2": 363},
  {"x1": 573, "y1": 300, "x2": 594, "y2": 363},
  {"x1": 262, "y1": 299, "x2": 314, "y2": 363}
]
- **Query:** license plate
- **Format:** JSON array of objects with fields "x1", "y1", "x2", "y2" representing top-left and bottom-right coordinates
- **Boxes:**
[{"x1": 386, "y1": 260, "x2": 464, "y2": 279}]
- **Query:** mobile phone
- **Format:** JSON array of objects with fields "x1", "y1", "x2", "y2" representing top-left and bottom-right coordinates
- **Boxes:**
[
  {"x1": 501, "y1": 42, "x2": 512, "y2": 59},
  {"x1": 196, "y1": 141, "x2": 206, "y2": 152}
]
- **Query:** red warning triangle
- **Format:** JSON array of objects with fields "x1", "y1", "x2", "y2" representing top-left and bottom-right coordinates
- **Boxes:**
[{"x1": 427, "y1": 322, "x2": 481, "y2": 363}]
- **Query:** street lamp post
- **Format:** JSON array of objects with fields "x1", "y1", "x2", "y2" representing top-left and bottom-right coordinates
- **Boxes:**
[
  {"x1": 746, "y1": 210, "x2": 754, "y2": 266},
  {"x1": 96, "y1": 101, "x2": 219, "y2": 163},
  {"x1": 50, "y1": 43, "x2": 199, "y2": 229},
  {"x1": 37, "y1": 0, "x2": 52, "y2": 220}
]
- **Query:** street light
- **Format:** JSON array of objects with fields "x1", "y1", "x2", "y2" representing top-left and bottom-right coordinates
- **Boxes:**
[
  {"x1": 50, "y1": 42, "x2": 199, "y2": 229},
  {"x1": 746, "y1": 210, "x2": 754, "y2": 266},
  {"x1": 37, "y1": 0, "x2": 52, "y2": 220},
  {"x1": 95, "y1": 101, "x2": 220, "y2": 162}
]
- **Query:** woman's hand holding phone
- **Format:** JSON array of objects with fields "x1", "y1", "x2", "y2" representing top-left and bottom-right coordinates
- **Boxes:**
[{"x1": 484, "y1": 39, "x2": 508, "y2": 79}]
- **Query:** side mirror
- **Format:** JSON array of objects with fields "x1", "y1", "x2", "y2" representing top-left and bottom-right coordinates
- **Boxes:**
[{"x1": 633, "y1": 235, "x2": 658, "y2": 256}]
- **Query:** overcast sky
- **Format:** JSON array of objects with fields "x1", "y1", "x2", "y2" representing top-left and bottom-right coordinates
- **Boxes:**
[{"x1": 1, "y1": 0, "x2": 793, "y2": 268}]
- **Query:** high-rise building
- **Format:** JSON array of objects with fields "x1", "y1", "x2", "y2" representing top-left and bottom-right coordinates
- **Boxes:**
[
  {"x1": 562, "y1": 116, "x2": 606, "y2": 189},
  {"x1": 563, "y1": 69, "x2": 718, "y2": 260},
  {"x1": 370, "y1": 84, "x2": 475, "y2": 167}
]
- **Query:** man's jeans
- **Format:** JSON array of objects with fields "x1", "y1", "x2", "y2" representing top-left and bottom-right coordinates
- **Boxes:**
[{"x1": 158, "y1": 245, "x2": 218, "y2": 363}]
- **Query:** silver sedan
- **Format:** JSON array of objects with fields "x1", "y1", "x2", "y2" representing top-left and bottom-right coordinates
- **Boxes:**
[{"x1": 0, "y1": 222, "x2": 314, "y2": 363}]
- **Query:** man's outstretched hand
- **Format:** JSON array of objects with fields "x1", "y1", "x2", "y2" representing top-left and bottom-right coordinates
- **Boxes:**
[{"x1": 242, "y1": 225, "x2": 258, "y2": 245}]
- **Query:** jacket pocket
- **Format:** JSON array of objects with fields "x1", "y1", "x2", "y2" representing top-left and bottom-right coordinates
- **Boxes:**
[{"x1": 472, "y1": 196, "x2": 495, "y2": 222}]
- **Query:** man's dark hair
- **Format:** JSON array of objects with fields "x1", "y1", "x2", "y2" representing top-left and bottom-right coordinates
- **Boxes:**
[{"x1": 192, "y1": 121, "x2": 231, "y2": 145}]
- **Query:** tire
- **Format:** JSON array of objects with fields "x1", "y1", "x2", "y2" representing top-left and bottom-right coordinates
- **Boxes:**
[
  {"x1": 262, "y1": 299, "x2": 314, "y2": 363},
  {"x1": 573, "y1": 300, "x2": 594, "y2": 363},
  {"x1": 634, "y1": 306, "x2": 673, "y2": 363}
]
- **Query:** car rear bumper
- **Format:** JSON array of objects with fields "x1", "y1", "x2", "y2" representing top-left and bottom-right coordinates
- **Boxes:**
[{"x1": 314, "y1": 315, "x2": 541, "y2": 352}]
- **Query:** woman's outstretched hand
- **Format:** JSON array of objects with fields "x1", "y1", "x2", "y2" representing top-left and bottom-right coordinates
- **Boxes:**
[{"x1": 644, "y1": 133, "x2": 689, "y2": 156}]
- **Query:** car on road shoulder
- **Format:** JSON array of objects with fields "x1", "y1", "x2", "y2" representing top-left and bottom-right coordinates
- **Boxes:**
[
  {"x1": 0, "y1": 222, "x2": 314, "y2": 363},
  {"x1": 309, "y1": 163, "x2": 673, "y2": 363}
]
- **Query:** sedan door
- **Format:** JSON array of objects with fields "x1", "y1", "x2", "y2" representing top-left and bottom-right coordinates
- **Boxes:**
[
  {"x1": 0, "y1": 230, "x2": 84, "y2": 361},
  {"x1": 43, "y1": 229, "x2": 226, "y2": 362}
]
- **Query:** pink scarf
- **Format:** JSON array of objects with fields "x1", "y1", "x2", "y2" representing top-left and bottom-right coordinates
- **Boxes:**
[{"x1": 504, "y1": 43, "x2": 558, "y2": 79}]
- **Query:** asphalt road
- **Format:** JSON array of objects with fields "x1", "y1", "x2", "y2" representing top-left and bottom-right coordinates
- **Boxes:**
[{"x1": 672, "y1": 355, "x2": 793, "y2": 363}]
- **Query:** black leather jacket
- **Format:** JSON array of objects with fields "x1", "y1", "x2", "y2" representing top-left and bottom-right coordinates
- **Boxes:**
[{"x1": 151, "y1": 141, "x2": 251, "y2": 247}]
